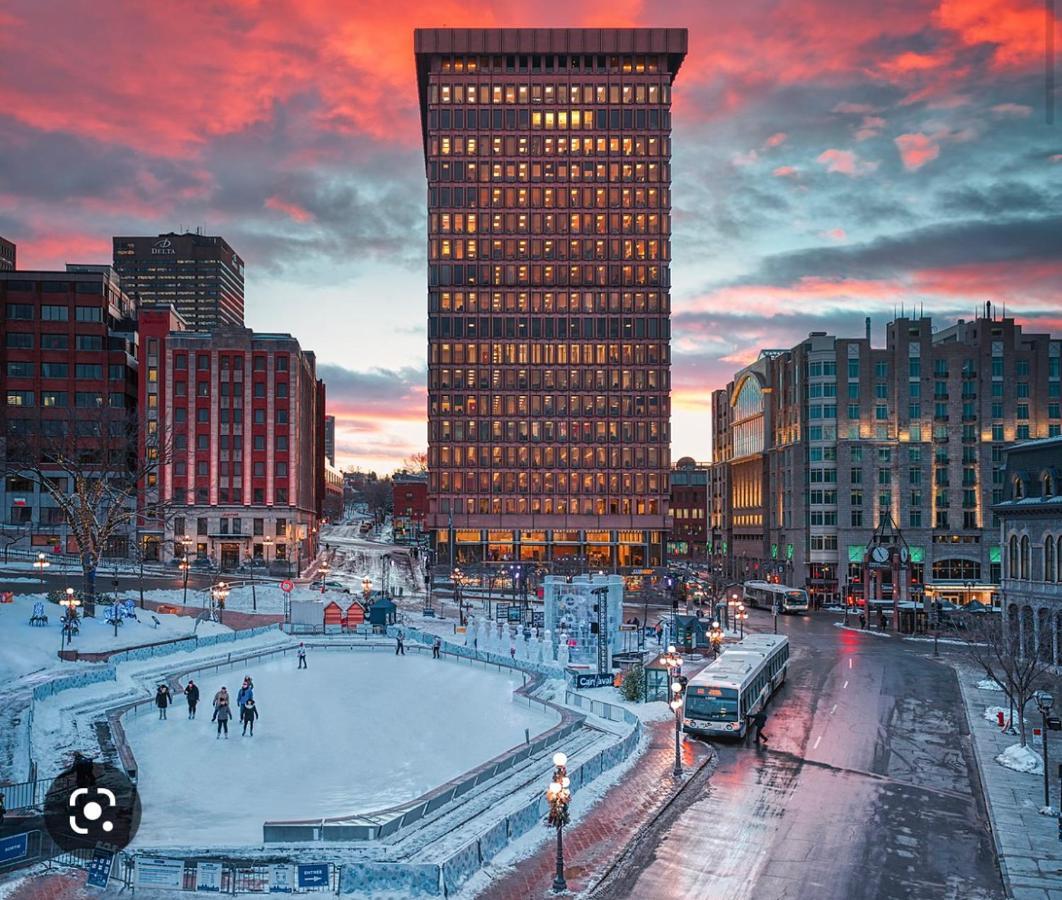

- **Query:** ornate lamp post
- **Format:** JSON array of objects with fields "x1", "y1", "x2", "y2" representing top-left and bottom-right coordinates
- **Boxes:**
[
  {"x1": 178, "y1": 559, "x2": 190, "y2": 606},
  {"x1": 735, "y1": 603, "x2": 748, "y2": 640},
  {"x1": 318, "y1": 562, "x2": 331, "y2": 594},
  {"x1": 1034, "y1": 691, "x2": 1055, "y2": 809},
  {"x1": 211, "y1": 580, "x2": 230, "y2": 625},
  {"x1": 662, "y1": 645, "x2": 684, "y2": 776},
  {"x1": 545, "y1": 751, "x2": 571, "y2": 893},
  {"x1": 709, "y1": 619, "x2": 724, "y2": 657},
  {"x1": 59, "y1": 587, "x2": 81, "y2": 648},
  {"x1": 33, "y1": 552, "x2": 50, "y2": 589}
]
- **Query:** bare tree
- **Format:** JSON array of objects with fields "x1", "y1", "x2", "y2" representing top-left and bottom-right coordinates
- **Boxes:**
[
  {"x1": 399, "y1": 452, "x2": 428, "y2": 475},
  {"x1": 952, "y1": 610, "x2": 1053, "y2": 748},
  {"x1": 3, "y1": 404, "x2": 171, "y2": 610}
]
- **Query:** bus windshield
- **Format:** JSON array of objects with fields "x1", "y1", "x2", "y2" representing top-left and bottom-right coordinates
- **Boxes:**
[{"x1": 686, "y1": 687, "x2": 739, "y2": 721}]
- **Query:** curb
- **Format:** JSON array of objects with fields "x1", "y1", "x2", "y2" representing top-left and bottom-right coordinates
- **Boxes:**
[{"x1": 954, "y1": 669, "x2": 1013, "y2": 899}]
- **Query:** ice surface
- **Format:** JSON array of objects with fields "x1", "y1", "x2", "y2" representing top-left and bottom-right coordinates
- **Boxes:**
[
  {"x1": 977, "y1": 679, "x2": 1006, "y2": 692},
  {"x1": 124, "y1": 651, "x2": 558, "y2": 847}
]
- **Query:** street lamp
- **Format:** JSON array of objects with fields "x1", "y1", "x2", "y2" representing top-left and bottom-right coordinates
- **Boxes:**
[
  {"x1": 735, "y1": 603, "x2": 748, "y2": 640},
  {"x1": 211, "y1": 580, "x2": 230, "y2": 625},
  {"x1": 319, "y1": 562, "x2": 331, "y2": 594},
  {"x1": 545, "y1": 751, "x2": 571, "y2": 893},
  {"x1": 33, "y1": 552, "x2": 50, "y2": 588},
  {"x1": 1034, "y1": 691, "x2": 1055, "y2": 809},
  {"x1": 178, "y1": 559, "x2": 190, "y2": 606},
  {"x1": 362, "y1": 575, "x2": 372, "y2": 599},
  {"x1": 59, "y1": 587, "x2": 81, "y2": 648},
  {"x1": 661, "y1": 645, "x2": 684, "y2": 776},
  {"x1": 709, "y1": 619, "x2": 724, "y2": 657}
]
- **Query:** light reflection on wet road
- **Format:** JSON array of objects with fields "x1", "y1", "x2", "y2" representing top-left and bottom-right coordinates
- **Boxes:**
[{"x1": 596, "y1": 611, "x2": 1003, "y2": 900}]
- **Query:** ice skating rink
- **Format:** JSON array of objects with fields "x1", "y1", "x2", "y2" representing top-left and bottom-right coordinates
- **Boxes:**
[{"x1": 125, "y1": 650, "x2": 558, "y2": 847}]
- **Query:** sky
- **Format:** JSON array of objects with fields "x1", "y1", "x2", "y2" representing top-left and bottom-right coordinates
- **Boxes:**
[{"x1": 1, "y1": 0, "x2": 1059, "y2": 473}]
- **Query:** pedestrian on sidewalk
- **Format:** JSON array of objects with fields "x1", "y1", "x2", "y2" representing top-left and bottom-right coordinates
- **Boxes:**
[
  {"x1": 297, "y1": 643, "x2": 308, "y2": 669},
  {"x1": 877, "y1": 609, "x2": 887, "y2": 632},
  {"x1": 155, "y1": 684, "x2": 171, "y2": 720},
  {"x1": 751, "y1": 709, "x2": 769, "y2": 745},
  {"x1": 396, "y1": 630, "x2": 405, "y2": 655},
  {"x1": 859, "y1": 609, "x2": 867, "y2": 630},
  {"x1": 184, "y1": 679, "x2": 200, "y2": 719},
  {"x1": 432, "y1": 636, "x2": 441, "y2": 659},
  {"x1": 240, "y1": 699, "x2": 259, "y2": 736}
]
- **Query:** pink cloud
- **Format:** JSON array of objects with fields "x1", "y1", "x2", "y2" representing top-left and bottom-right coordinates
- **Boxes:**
[
  {"x1": 265, "y1": 195, "x2": 314, "y2": 223},
  {"x1": 772, "y1": 165, "x2": 799, "y2": 178},
  {"x1": 854, "y1": 115, "x2": 886, "y2": 140},
  {"x1": 820, "y1": 228, "x2": 847, "y2": 242},
  {"x1": 764, "y1": 132, "x2": 788, "y2": 148},
  {"x1": 990, "y1": 102, "x2": 1032, "y2": 118},
  {"x1": 816, "y1": 148, "x2": 877, "y2": 176},
  {"x1": 894, "y1": 132, "x2": 941, "y2": 170}
]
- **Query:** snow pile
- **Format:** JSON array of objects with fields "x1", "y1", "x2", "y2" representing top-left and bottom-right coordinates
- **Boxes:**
[
  {"x1": 977, "y1": 679, "x2": 1006, "y2": 692},
  {"x1": 984, "y1": 706, "x2": 1026, "y2": 726},
  {"x1": 832, "y1": 622, "x2": 891, "y2": 638},
  {"x1": 0, "y1": 592, "x2": 231, "y2": 682},
  {"x1": 996, "y1": 743, "x2": 1044, "y2": 775}
]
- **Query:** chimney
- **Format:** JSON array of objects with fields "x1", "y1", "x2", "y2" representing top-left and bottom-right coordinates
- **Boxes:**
[{"x1": 865, "y1": 317, "x2": 871, "y2": 343}]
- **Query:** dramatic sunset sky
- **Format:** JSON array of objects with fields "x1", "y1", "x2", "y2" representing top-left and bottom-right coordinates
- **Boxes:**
[{"x1": 1, "y1": 1, "x2": 1059, "y2": 472}]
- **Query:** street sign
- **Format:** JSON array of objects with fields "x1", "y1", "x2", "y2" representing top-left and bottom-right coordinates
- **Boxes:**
[
  {"x1": 1048, "y1": 717, "x2": 1062, "y2": 731},
  {"x1": 86, "y1": 849, "x2": 114, "y2": 889},
  {"x1": 0, "y1": 833, "x2": 28, "y2": 865},
  {"x1": 296, "y1": 863, "x2": 329, "y2": 889},
  {"x1": 280, "y1": 580, "x2": 294, "y2": 593},
  {"x1": 571, "y1": 672, "x2": 615, "y2": 689}
]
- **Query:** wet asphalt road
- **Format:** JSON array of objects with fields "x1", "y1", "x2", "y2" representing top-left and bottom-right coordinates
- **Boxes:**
[{"x1": 596, "y1": 609, "x2": 1004, "y2": 900}]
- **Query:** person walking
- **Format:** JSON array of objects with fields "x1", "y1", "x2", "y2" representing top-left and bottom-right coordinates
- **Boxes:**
[
  {"x1": 395, "y1": 630, "x2": 405, "y2": 656},
  {"x1": 858, "y1": 609, "x2": 867, "y2": 630},
  {"x1": 184, "y1": 680, "x2": 200, "y2": 719},
  {"x1": 877, "y1": 608, "x2": 887, "y2": 632},
  {"x1": 240, "y1": 699, "x2": 259, "y2": 736},
  {"x1": 155, "y1": 684, "x2": 171, "y2": 720},
  {"x1": 432, "y1": 636, "x2": 441, "y2": 659},
  {"x1": 751, "y1": 709, "x2": 769, "y2": 745},
  {"x1": 297, "y1": 643, "x2": 308, "y2": 669}
]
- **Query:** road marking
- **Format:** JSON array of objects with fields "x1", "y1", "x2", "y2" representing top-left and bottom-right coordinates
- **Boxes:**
[
  {"x1": 843, "y1": 680, "x2": 849, "y2": 689},
  {"x1": 813, "y1": 735, "x2": 822, "y2": 750},
  {"x1": 830, "y1": 704, "x2": 838, "y2": 715},
  {"x1": 849, "y1": 658, "x2": 853, "y2": 669}
]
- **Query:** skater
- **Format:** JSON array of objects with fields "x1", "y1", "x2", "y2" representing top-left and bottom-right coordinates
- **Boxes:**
[
  {"x1": 214, "y1": 699, "x2": 231, "y2": 739},
  {"x1": 510, "y1": 644, "x2": 516, "y2": 660},
  {"x1": 213, "y1": 685, "x2": 230, "y2": 710},
  {"x1": 751, "y1": 709, "x2": 769, "y2": 745},
  {"x1": 432, "y1": 636, "x2": 441, "y2": 659},
  {"x1": 395, "y1": 630, "x2": 405, "y2": 656},
  {"x1": 237, "y1": 678, "x2": 254, "y2": 711},
  {"x1": 297, "y1": 643, "x2": 308, "y2": 669},
  {"x1": 155, "y1": 684, "x2": 171, "y2": 720},
  {"x1": 240, "y1": 699, "x2": 259, "y2": 736},
  {"x1": 185, "y1": 679, "x2": 200, "y2": 719}
]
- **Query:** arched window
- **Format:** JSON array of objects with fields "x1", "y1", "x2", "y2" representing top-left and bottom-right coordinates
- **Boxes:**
[
  {"x1": 1044, "y1": 473, "x2": 1055, "y2": 498},
  {"x1": 1009, "y1": 534, "x2": 1020, "y2": 578},
  {"x1": 1013, "y1": 477, "x2": 1024, "y2": 500},
  {"x1": 1046, "y1": 535, "x2": 1056, "y2": 583},
  {"x1": 1020, "y1": 535, "x2": 1030, "y2": 579},
  {"x1": 1058, "y1": 536, "x2": 1062, "y2": 583}
]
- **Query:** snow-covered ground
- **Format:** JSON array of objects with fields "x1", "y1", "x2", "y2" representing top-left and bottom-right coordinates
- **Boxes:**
[
  {"x1": 0, "y1": 592, "x2": 231, "y2": 681},
  {"x1": 124, "y1": 651, "x2": 558, "y2": 848},
  {"x1": 977, "y1": 678, "x2": 1006, "y2": 692},
  {"x1": 984, "y1": 705, "x2": 1027, "y2": 726},
  {"x1": 996, "y1": 742, "x2": 1044, "y2": 775}
]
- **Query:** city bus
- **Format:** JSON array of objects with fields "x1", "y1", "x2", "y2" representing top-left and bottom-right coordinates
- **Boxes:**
[
  {"x1": 681, "y1": 634, "x2": 790, "y2": 738},
  {"x1": 743, "y1": 580, "x2": 811, "y2": 614}
]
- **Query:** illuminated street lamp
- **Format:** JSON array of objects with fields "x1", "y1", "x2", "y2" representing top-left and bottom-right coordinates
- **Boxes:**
[
  {"x1": 318, "y1": 562, "x2": 331, "y2": 594},
  {"x1": 545, "y1": 751, "x2": 571, "y2": 893},
  {"x1": 662, "y1": 645, "x2": 684, "y2": 776},
  {"x1": 33, "y1": 552, "x2": 50, "y2": 588},
  {"x1": 211, "y1": 580, "x2": 230, "y2": 625},
  {"x1": 709, "y1": 620, "x2": 724, "y2": 657},
  {"x1": 735, "y1": 603, "x2": 748, "y2": 640},
  {"x1": 59, "y1": 587, "x2": 81, "y2": 647},
  {"x1": 362, "y1": 575, "x2": 372, "y2": 599}
]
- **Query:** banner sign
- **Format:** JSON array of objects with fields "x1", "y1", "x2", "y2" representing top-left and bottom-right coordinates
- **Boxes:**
[
  {"x1": 0, "y1": 834, "x2": 28, "y2": 865},
  {"x1": 135, "y1": 858, "x2": 185, "y2": 889},
  {"x1": 269, "y1": 864, "x2": 295, "y2": 893},
  {"x1": 195, "y1": 861, "x2": 224, "y2": 892}
]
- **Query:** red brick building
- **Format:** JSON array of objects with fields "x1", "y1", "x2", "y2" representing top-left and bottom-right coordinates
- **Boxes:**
[
  {"x1": 668, "y1": 458, "x2": 709, "y2": 559},
  {"x1": 415, "y1": 27, "x2": 687, "y2": 569},
  {"x1": 1, "y1": 265, "x2": 139, "y2": 554},
  {"x1": 392, "y1": 473, "x2": 429, "y2": 541},
  {"x1": 137, "y1": 308, "x2": 326, "y2": 571}
]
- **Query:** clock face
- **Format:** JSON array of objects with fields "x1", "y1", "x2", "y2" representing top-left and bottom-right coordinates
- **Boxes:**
[
  {"x1": 872, "y1": 546, "x2": 889, "y2": 563},
  {"x1": 900, "y1": 547, "x2": 909, "y2": 564}
]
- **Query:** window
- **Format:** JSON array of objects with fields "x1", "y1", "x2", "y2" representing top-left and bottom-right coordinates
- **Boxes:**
[
  {"x1": 1020, "y1": 535, "x2": 1030, "y2": 579},
  {"x1": 1045, "y1": 534, "x2": 1056, "y2": 583},
  {"x1": 6, "y1": 390, "x2": 34, "y2": 406},
  {"x1": 41, "y1": 305, "x2": 69, "y2": 321},
  {"x1": 275, "y1": 462, "x2": 288, "y2": 476},
  {"x1": 276, "y1": 518, "x2": 287, "y2": 537},
  {"x1": 75, "y1": 307, "x2": 102, "y2": 322},
  {"x1": 6, "y1": 361, "x2": 33, "y2": 377},
  {"x1": 6, "y1": 332, "x2": 32, "y2": 348},
  {"x1": 197, "y1": 517, "x2": 208, "y2": 536},
  {"x1": 41, "y1": 362, "x2": 68, "y2": 378},
  {"x1": 76, "y1": 334, "x2": 103, "y2": 351},
  {"x1": 75, "y1": 364, "x2": 103, "y2": 379},
  {"x1": 6, "y1": 304, "x2": 34, "y2": 320},
  {"x1": 276, "y1": 356, "x2": 288, "y2": 372},
  {"x1": 276, "y1": 435, "x2": 288, "y2": 451}
]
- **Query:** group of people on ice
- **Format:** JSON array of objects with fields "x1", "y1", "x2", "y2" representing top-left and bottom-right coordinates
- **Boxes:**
[{"x1": 153, "y1": 674, "x2": 259, "y2": 738}]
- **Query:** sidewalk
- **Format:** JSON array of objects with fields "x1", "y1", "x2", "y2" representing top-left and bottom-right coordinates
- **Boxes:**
[
  {"x1": 478, "y1": 717, "x2": 714, "y2": 899},
  {"x1": 957, "y1": 673, "x2": 1062, "y2": 899}
]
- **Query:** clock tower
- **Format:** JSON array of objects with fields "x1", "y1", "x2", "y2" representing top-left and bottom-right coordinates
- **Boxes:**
[{"x1": 862, "y1": 512, "x2": 911, "y2": 631}]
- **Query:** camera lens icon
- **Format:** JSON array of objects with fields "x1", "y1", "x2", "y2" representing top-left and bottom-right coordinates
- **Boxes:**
[{"x1": 44, "y1": 761, "x2": 140, "y2": 852}]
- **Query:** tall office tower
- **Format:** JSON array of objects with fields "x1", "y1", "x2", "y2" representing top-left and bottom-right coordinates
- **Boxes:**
[
  {"x1": 324, "y1": 414, "x2": 336, "y2": 467},
  {"x1": 0, "y1": 235, "x2": 15, "y2": 271},
  {"x1": 415, "y1": 28, "x2": 687, "y2": 569},
  {"x1": 113, "y1": 231, "x2": 244, "y2": 330}
]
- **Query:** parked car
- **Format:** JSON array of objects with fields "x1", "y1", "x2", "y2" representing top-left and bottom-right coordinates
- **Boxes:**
[
  {"x1": 316, "y1": 580, "x2": 351, "y2": 593},
  {"x1": 189, "y1": 557, "x2": 216, "y2": 572}
]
